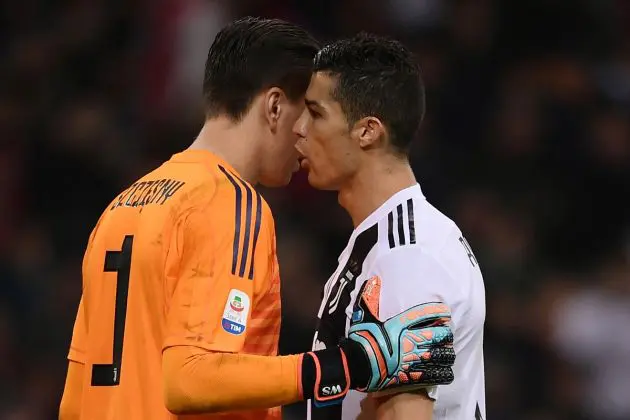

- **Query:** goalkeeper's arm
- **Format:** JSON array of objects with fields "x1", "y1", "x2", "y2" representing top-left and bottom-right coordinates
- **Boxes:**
[
  {"x1": 163, "y1": 300, "x2": 455, "y2": 415},
  {"x1": 162, "y1": 345, "x2": 352, "y2": 414}
]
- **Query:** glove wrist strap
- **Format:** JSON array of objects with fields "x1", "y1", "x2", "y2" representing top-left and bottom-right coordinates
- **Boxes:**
[
  {"x1": 339, "y1": 339, "x2": 370, "y2": 389},
  {"x1": 301, "y1": 348, "x2": 351, "y2": 406}
]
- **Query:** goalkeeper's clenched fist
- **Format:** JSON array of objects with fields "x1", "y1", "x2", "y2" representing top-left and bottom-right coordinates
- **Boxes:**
[{"x1": 302, "y1": 276, "x2": 455, "y2": 407}]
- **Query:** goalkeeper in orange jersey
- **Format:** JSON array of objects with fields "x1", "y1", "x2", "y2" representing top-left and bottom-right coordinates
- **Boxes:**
[{"x1": 59, "y1": 17, "x2": 456, "y2": 420}]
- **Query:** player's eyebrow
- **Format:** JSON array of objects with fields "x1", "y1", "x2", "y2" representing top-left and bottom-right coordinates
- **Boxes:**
[{"x1": 305, "y1": 98, "x2": 323, "y2": 109}]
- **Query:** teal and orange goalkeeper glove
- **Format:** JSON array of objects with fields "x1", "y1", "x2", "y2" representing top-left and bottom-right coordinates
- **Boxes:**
[{"x1": 301, "y1": 276, "x2": 455, "y2": 407}]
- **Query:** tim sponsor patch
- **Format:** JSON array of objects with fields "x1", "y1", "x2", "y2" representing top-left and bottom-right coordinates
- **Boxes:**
[{"x1": 221, "y1": 289, "x2": 250, "y2": 335}]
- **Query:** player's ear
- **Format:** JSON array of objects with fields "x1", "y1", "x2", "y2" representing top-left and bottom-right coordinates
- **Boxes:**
[
  {"x1": 265, "y1": 88, "x2": 283, "y2": 132},
  {"x1": 351, "y1": 116, "x2": 385, "y2": 149}
]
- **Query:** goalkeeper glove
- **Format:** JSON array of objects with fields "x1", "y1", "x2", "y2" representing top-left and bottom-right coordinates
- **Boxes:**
[{"x1": 301, "y1": 276, "x2": 455, "y2": 407}]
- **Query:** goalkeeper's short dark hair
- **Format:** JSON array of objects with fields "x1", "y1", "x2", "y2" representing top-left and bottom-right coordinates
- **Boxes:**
[
  {"x1": 313, "y1": 33, "x2": 425, "y2": 155},
  {"x1": 203, "y1": 17, "x2": 320, "y2": 121}
]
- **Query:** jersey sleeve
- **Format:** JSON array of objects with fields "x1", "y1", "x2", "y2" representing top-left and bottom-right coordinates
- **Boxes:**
[
  {"x1": 366, "y1": 247, "x2": 460, "y2": 401},
  {"x1": 163, "y1": 178, "x2": 275, "y2": 353}
]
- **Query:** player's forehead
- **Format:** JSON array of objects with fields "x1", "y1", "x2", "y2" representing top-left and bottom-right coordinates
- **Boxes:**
[
  {"x1": 305, "y1": 71, "x2": 337, "y2": 103},
  {"x1": 305, "y1": 72, "x2": 346, "y2": 120}
]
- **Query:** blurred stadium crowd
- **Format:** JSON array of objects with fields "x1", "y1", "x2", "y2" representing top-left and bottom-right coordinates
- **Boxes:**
[{"x1": 1, "y1": 1, "x2": 630, "y2": 419}]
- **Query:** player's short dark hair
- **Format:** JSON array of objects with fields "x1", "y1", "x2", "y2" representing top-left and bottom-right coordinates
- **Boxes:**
[
  {"x1": 313, "y1": 33, "x2": 425, "y2": 155},
  {"x1": 203, "y1": 17, "x2": 320, "y2": 120}
]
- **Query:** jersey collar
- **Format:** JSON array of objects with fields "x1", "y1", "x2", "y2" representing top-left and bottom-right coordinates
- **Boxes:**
[{"x1": 338, "y1": 183, "x2": 424, "y2": 261}]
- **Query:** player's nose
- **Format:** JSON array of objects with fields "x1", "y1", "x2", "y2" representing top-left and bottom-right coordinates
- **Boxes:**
[{"x1": 292, "y1": 109, "x2": 307, "y2": 138}]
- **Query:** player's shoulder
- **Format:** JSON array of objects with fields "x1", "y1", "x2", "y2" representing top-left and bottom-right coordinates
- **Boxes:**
[
  {"x1": 209, "y1": 163, "x2": 274, "y2": 223},
  {"x1": 369, "y1": 190, "x2": 477, "y2": 280},
  {"x1": 373, "y1": 190, "x2": 460, "y2": 255},
  {"x1": 369, "y1": 197, "x2": 476, "y2": 314},
  {"x1": 105, "y1": 153, "x2": 219, "y2": 213},
  {"x1": 146, "y1": 151, "x2": 272, "y2": 217},
  {"x1": 165, "y1": 158, "x2": 275, "y2": 239},
  {"x1": 98, "y1": 150, "x2": 276, "y2": 250},
  {"x1": 365, "y1": 186, "x2": 485, "y2": 328},
  {"x1": 412, "y1": 198, "x2": 463, "y2": 257}
]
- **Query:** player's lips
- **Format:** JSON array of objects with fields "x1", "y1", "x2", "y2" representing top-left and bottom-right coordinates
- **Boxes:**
[{"x1": 295, "y1": 140, "x2": 309, "y2": 170}]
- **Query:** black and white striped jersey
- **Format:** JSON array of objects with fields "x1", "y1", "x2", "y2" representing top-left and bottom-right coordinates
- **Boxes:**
[{"x1": 308, "y1": 184, "x2": 486, "y2": 420}]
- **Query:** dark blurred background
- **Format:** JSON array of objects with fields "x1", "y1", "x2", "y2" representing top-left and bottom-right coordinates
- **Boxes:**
[{"x1": 2, "y1": 0, "x2": 630, "y2": 419}]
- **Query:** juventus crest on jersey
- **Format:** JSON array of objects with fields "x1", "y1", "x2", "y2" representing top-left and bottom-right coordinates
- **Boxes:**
[{"x1": 308, "y1": 184, "x2": 486, "y2": 420}]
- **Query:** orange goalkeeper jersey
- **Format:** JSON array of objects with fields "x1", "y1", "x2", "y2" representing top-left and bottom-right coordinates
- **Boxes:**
[{"x1": 68, "y1": 149, "x2": 282, "y2": 420}]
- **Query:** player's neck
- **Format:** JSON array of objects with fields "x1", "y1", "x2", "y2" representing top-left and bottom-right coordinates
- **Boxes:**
[
  {"x1": 189, "y1": 117, "x2": 262, "y2": 184},
  {"x1": 338, "y1": 156, "x2": 417, "y2": 229}
]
